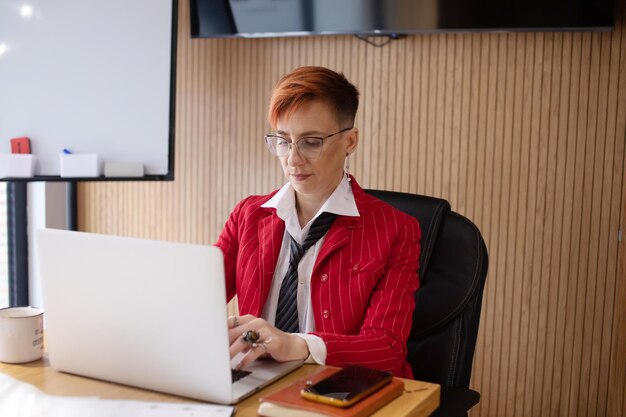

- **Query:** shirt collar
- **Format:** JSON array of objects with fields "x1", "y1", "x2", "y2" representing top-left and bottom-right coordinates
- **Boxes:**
[{"x1": 262, "y1": 174, "x2": 360, "y2": 241}]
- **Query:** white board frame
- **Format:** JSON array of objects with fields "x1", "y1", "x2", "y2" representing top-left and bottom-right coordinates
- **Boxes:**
[{"x1": 0, "y1": 0, "x2": 177, "y2": 180}]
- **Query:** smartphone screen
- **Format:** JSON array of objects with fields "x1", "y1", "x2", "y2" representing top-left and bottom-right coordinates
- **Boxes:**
[{"x1": 301, "y1": 365, "x2": 392, "y2": 407}]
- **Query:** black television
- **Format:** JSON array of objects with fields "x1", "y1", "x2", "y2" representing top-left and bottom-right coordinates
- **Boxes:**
[{"x1": 190, "y1": 0, "x2": 614, "y2": 38}]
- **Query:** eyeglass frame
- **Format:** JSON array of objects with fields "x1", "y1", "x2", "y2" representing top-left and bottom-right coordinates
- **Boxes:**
[{"x1": 264, "y1": 127, "x2": 353, "y2": 159}]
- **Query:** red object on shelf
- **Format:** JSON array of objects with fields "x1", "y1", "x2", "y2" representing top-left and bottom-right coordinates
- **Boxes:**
[{"x1": 10, "y1": 137, "x2": 31, "y2": 154}]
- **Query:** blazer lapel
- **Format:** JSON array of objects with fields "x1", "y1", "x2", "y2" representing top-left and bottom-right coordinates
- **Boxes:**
[
  {"x1": 315, "y1": 215, "x2": 362, "y2": 267},
  {"x1": 315, "y1": 176, "x2": 368, "y2": 265},
  {"x1": 256, "y1": 211, "x2": 285, "y2": 315}
]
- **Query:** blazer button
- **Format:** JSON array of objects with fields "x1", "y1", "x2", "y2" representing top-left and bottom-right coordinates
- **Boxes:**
[
  {"x1": 323, "y1": 310, "x2": 330, "y2": 319},
  {"x1": 352, "y1": 263, "x2": 359, "y2": 271},
  {"x1": 320, "y1": 273, "x2": 329, "y2": 282}
]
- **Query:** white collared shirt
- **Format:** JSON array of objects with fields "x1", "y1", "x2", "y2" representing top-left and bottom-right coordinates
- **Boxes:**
[{"x1": 260, "y1": 174, "x2": 359, "y2": 364}]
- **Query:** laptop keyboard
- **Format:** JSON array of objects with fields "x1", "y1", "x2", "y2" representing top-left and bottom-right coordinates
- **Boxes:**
[{"x1": 231, "y1": 368, "x2": 252, "y2": 382}]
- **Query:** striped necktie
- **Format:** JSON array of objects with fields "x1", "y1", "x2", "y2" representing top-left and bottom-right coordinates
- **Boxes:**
[{"x1": 274, "y1": 212, "x2": 337, "y2": 333}]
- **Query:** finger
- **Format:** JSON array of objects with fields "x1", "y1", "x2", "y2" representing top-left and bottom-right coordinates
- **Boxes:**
[
  {"x1": 236, "y1": 343, "x2": 267, "y2": 370},
  {"x1": 229, "y1": 335, "x2": 251, "y2": 360},
  {"x1": 229, "y1": 326, "x2": 263, "y2": 357},
  {"x1": 229, "y1": 324, "x2": 271, "y2": 358},
  {"x1": 235, "y1": 314, "x2": 256, "y2": 325},
  {"x1": 227, "y1": 316, "x2": 264, "y2": 344},
  {"x1": 227, "y1": 314, "x2": 255, "y2": 329},
  {"x1": 229, "y1": 326, "x2": 251, "y2": 344}
]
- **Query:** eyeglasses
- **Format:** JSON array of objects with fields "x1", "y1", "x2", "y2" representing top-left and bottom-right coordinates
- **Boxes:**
[{"x1": 264, "y1": 127, "x2": 352, "y2": 159}]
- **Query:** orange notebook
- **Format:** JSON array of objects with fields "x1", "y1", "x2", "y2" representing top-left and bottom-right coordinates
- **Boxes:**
[{"x1": 258, "y1": 368, "x2": 404, "y2": 417}]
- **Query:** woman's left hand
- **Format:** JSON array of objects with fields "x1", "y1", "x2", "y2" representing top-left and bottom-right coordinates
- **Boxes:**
[{"x1": 228, "y1": 314, "x2": 309, "y2": 369}]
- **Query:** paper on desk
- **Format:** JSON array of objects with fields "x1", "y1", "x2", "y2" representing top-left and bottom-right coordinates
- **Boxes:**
[{"x1": 0, "y1": 373, "x2": 234, "y2": 417}]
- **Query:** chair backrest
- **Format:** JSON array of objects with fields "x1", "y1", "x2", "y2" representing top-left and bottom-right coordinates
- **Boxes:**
[
  {"x1": 364, "y1": 189, "x2": 450, "y2": 279},
  {"x1": 365, "y1": 189, "x2": 488, "y2": 391}
]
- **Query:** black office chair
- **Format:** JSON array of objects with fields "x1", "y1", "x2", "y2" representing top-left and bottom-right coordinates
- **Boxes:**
[{"x1": 365, "y1": 189, "x2": 488, "y2": 417}]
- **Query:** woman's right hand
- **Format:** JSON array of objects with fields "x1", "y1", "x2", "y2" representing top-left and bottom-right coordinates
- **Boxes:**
[{"x1": 228, "y1": 314, "x2": 309, "y2": 369}]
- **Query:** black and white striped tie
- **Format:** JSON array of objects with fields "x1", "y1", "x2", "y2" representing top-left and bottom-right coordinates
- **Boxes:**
[{"x1": 274, "y1": 212, "x2": 337, "y2": 333}]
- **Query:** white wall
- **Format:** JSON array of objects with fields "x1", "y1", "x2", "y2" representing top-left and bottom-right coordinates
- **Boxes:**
[{"x1": 28, "y1": 182, "x2": 68, "y2": 308}]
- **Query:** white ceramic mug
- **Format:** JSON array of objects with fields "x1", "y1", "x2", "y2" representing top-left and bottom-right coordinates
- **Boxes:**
[{"x1": 0, "y1": 306, "x2": 44, "y2": 363}]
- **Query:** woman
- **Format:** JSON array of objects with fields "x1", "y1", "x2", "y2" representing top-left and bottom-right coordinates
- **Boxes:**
[{"x1": 216, "y1": 66, "x2": 420, "y2": 378}]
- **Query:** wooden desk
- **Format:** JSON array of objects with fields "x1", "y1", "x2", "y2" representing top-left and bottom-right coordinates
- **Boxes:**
[{"x1": 0, "y1": 355, "x2": 440, "y2": 417}]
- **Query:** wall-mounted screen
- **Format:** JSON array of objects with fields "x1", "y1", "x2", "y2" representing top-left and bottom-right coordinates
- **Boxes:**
[
  {"x1": 0, "y1": 0, "x2": 177, "y2": 181},
  {"x1": 191, "y1": 0, "x2": 614, "y2": 38}
]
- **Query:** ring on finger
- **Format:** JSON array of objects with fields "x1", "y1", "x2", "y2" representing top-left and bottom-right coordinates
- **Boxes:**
[
  {"x1": 252, "y1": 336, "x2": 272, "y2": 353},
  {"x1": 252, "y1": 336, "x2": 272, "y2": 352},
  {"x1": 242, "y1": 330, "x2": 261, "y2": 344},
  {"x1": 252, "y1": 342, "x2": 268, "y2": 352}
]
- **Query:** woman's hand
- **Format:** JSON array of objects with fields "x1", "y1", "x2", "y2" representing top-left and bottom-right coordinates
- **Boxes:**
[{"x1": 228, "y1": 314, "x2": 309, "y2": 369}]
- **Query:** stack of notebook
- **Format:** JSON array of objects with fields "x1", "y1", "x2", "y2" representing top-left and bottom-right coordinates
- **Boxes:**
[{"x1": 258, "y1": 368, "x2": 404, "y2": 417}]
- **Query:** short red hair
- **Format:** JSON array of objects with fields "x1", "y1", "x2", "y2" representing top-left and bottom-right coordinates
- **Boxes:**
[{"x1": 268, "y1": 66, "x2": 359, "y2": 129}]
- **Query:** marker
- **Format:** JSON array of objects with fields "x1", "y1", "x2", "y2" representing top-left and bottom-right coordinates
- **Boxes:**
[{"x1": 62, "y1": 148, "x2": 72, "y2": 154}]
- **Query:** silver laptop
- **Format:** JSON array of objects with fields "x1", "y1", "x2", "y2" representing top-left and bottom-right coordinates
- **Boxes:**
[{"x1": 35, "y1": 228, "x2": 302, "y2": 404}]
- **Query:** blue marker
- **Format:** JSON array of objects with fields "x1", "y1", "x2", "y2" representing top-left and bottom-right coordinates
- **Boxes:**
[{"x1": 62, "y1": 148, "x2": 72, "y2": 154}]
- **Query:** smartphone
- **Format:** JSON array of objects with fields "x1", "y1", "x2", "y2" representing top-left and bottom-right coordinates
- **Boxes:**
[{"x1": 301, "y1": 365, "x2": 393, "y2": 408}]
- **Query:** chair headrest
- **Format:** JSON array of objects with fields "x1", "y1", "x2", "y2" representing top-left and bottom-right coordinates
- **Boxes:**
[{"x1": 364, "y1": 189, "x2": 450, "y2": 278}]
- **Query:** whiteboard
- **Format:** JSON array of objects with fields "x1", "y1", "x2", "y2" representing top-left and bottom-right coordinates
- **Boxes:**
[{"x1": 0, "y1": 0, "x2": 175, "y2": 178}]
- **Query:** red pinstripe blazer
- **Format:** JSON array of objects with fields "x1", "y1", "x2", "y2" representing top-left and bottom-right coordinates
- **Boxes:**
[{"x1": 216, "y1": 177, "x2": 421, "y2": 378}]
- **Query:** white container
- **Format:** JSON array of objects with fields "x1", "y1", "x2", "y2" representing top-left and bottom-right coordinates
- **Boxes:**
[
  {"x1": 0, "y1": 306, "x2": 44, "y2": 364},
  {"x1": 0, "y1": 154, "x2": 36, "y2": 178},
  {"x1": 104, "y1": 161, "x2": 144, "y2": 177},
  {"x1": 60, "y1": 154, "x2": 100, "y2": 177}
]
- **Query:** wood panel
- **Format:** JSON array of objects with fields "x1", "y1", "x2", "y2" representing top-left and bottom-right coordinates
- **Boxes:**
[{"x1": 78, "y1": 1, "x2": 626, "y2": 416}]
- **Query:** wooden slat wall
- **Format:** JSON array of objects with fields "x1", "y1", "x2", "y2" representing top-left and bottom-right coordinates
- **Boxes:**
[{"x1": 78, "y1": 1, "x2": 626, "y2": 416}]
